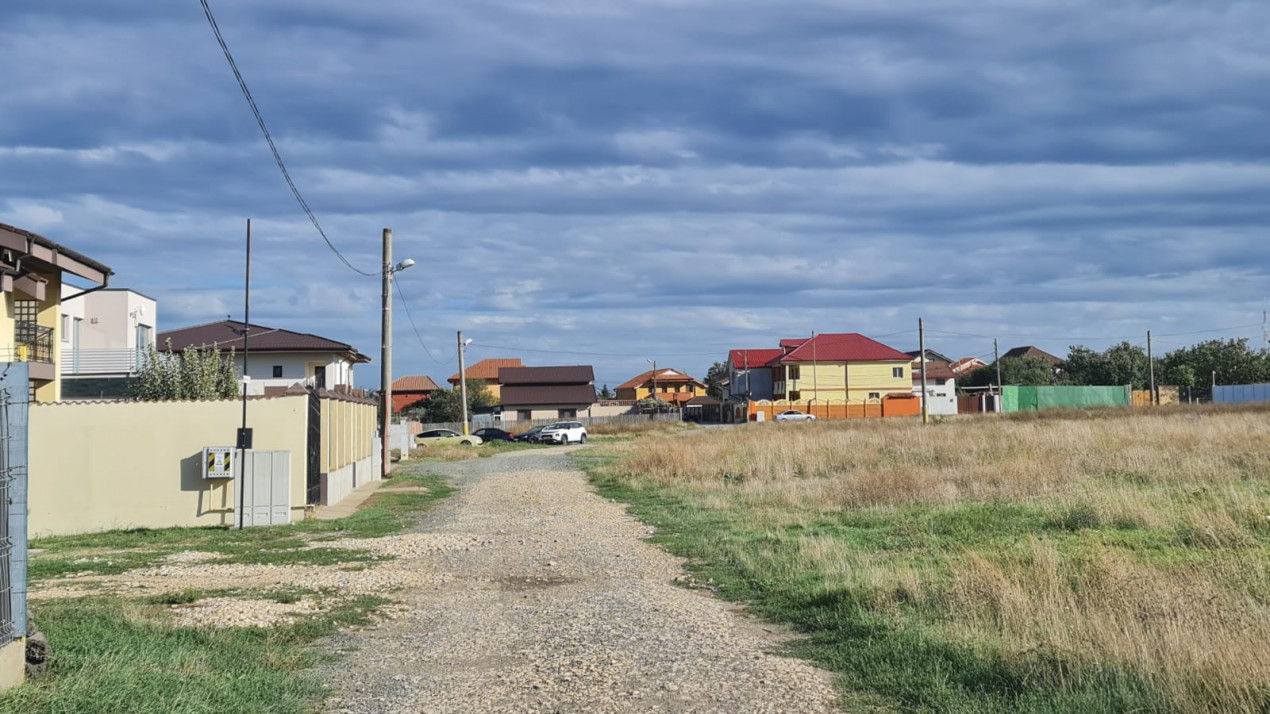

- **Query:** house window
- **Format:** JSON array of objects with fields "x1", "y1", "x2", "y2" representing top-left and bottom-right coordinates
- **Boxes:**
[
  {"x1": 869, "y1": 392, "x2": 881, "y2": 400},
  {"x1": 789, "y1": 391, "x2": 801, "y2": 401},
  {"x1": 558, "y1": 408, "x2": 577, "y2": 419},
  {"x1": 892, "y1": 367, "x2": 904, "y2": 379},
  {"x1": 273, "y1": 365, "x2": 283, "y2": 378},
  {"x1": 517, "y1": 410, "x2": 532, "y2": 421},
  {"x1": 788, "y1": 366, "x2": 800, "y2": 380},
  {"x1": 61, "y1": 315, "x2": 71, "y2": 342}
]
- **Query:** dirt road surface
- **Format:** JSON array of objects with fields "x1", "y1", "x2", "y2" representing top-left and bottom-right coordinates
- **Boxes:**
[{"x1": 321, "y1": 448, "x2": 840, "y2": 713}]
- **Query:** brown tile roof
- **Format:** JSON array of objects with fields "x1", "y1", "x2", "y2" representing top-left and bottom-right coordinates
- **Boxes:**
[
  {"x1": 157, "y1": 320, "x2": 370, "y2": 362},
  {"x1": 911, "y1": 361, "x2": 957, "y2": 381},
  {"x1": 392, "y1": 375, "x2": 440, "y2": 392},
  {"x1": 448, "y1": 358, "x2": 523, "y2": 384},
  {"x1": 780, "y1": 333, "x2": 911, "y2": 363},
  {"x1": 1003, "y1": 346, "x2": 1063, "y2": 365},
  {"x1": 499, "y1": 384, "x2": 598, "y2": 407},
  {"x1": 617, "y1": 368, "x2": 704, "y2": 391},
  {"x1": 729, "y1": 349, "x2": 784, "y2": 369},
  {"x1": 499, "y1": 365, "x2": 594, "y2": 385}
]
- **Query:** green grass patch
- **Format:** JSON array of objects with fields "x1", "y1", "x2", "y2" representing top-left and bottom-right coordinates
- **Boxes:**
[{"x1": 0, "y1": 594, "x2": 388, "y2": 714}]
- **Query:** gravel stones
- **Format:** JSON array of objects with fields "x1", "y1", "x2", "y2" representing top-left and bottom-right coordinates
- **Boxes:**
[{"x1": 320, "y1": 450, "x2": 840, "y2": 713}]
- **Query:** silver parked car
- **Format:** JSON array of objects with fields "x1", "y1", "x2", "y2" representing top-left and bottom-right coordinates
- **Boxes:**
[{"x1": 773, "y1": 410, "x2": 816, "y2": 422}]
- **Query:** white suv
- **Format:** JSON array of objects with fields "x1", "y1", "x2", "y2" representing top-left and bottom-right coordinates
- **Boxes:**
[{"x1": 540, "y1": 421, "x2": 588, "y2": 445}]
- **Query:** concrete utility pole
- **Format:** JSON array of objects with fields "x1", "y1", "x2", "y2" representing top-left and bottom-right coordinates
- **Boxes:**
[
  {"x1": 238, "y1": 218, "x2": 252, "y2": 529},
  {"x1": 1147, "y1": 330, "x2": 1156, "y2": 405},
  {"x1": 380, "y1": 228, "x2": 393, "y2": 479},
  {"x1": 458, "y1": 331, "x2": 470, "y2": 435},
  {"x1": 648, "y1": 359, "x2": 658, "y2": 399},
  {"x1": 378, "y1": 229, "x2": 415, "y2": 478},
  {"x1": 994, "y1": 338, "x2": 1002, "y2": 411},
  {"x1": 919, "y1": 318, "x2": 929, "y2": 424}
]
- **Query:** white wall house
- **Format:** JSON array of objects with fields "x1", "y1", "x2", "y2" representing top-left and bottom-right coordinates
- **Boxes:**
[
  {"x1": 61, "y1": 287, "x2": 158, "y2": 399},
  {"x1": 912, "y1": 360, "x2": 958, "y2": 416},
  {"x1": 157, "y1": 320, "x2": 369, "y2": 396}
]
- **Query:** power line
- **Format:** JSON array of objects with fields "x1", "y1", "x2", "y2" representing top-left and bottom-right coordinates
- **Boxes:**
[
  {"x1": 472, "y1": 342, "x2": 727, "y2": 358},
  {"x1": 199, "y1": 0, "x2": 377, "y2": 278},
  {"x1": 392, "y1": 275, "x2": 455, "y2": 366},
  {"x1": 926, "y1": 323, "x2": 1260, "y2": 342}
]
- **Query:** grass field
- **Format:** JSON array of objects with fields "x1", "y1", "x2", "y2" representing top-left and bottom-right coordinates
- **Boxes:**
[
  {"x1": 0, "y1": 471, "x2": 453, "y2": 714},
  {"x1": 587, "y1": 405, "x2": 1270, "y2": 713}
]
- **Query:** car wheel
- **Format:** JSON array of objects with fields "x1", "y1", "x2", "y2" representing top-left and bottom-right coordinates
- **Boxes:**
[{"x1": 580, "y1": 434, "x2": 587, "y2": 444}]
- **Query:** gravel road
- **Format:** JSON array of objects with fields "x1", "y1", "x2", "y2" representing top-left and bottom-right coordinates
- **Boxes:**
[{"x1": 321, "y1": 448, "x2": 841, "y2": 713}]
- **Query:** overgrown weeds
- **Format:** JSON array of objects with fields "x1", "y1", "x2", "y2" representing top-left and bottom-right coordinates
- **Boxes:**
[{"x1": 590, "y1": 407, "x2": 1270, "y2": 713}]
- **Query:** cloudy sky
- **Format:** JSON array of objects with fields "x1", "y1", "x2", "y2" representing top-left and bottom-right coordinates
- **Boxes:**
[{"x1": 4, "y1": 0, "x2": 1268, "y2": 389}]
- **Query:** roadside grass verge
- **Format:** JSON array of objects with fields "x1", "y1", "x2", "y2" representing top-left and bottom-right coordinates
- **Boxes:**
[
  {"x1": 0, "y1": 593, "x2": 388, "y2": 714},
  {"x1": 4, "y1": 468, "x2": 451, "y2": 714},
  {"x1": 28, "y1": 473, "x2": 453, "y2": 581},
  {"x1": 588, "y1": 419, "x2": 695, "y2": 438},
  {"x1": 589, "y1": 407, "x2": 1270, "y2": 713},
  {"x1": 409, "y1": 440, "x2": 550, "y2": 461}
]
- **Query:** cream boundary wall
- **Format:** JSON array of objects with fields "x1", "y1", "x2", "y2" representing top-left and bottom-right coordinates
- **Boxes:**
[
  {"x1": 29, "y1": 396, "x2": 308, "y2": 537},
  {"x1": 318, "y1": 397, "x2": 379, "y2": 505}
]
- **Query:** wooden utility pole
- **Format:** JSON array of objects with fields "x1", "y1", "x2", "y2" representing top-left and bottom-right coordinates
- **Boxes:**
[
  {"x1": 1147, "y1": 330, "x2": 1156, "y2": 405},
  {"x1": 458, "y1": 330, "x2": 469, "y2": 434},
  {"x1": 380, "y1": 228, "x2": 393, "y2": 479},
  {"x1": 919, "y1": 318, "x2": 929, "y2": 424}
]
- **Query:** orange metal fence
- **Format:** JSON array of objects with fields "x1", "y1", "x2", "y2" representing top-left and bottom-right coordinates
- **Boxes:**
[{"x1": 747, "y1": 395, "x2": 920, "y2": 421}]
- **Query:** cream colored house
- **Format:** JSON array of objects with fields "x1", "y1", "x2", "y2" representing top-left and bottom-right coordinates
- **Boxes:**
[{"x1": 0, "y1": 222, "x2": 113, "y2": 403}]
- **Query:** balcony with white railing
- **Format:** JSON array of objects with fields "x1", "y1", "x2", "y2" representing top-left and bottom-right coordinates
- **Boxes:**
[{"x1": 61, "y1": 348, "x2": 146, "y2": 377}]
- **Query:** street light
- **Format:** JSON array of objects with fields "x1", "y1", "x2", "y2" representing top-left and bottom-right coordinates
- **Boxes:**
[
  {"x1": 647, "y1": 358, "x2": 657, "y2": 415},
  {"x1": 458, "y1": 333, "x2": 473, "y2": 434},
  {"x1": 381, "y1": 228, "x2": 414, "y2": 479}
]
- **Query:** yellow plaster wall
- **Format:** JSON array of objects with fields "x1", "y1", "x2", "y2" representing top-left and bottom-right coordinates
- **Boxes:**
[
  {"x1": 28, "y1": 395, "x2": 309, "y2": 537},
  {"x1": 786, "y1": 361, "x2": 911, "y2": 402},
  {"x1": 34, "y1": 271, "x2": 61, "y2": 402}
]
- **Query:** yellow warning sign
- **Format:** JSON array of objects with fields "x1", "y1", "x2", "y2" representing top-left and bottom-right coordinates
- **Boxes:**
[{"x1": 203, "y1": 447, "x2": 235, "y2": 479}]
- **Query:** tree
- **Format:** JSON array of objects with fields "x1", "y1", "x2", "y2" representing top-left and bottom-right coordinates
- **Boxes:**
[
  {"x1": 598, "y1": 384, "x2": 613, "y2": 400},
  {"x1": 1159, "y1": 338, "x2": 1270, "y2": 399},
  {"x1": 132, "y1": 340, "x2": 239, "y2": 401},
  {"x1": 1062, "y1": 342, "x2": 1149, "y2": 389},
  {"x1": 412, "y1": 379, "x2": 495, "y2": 423},
  {"x1": 705, "y1": 361, "x2": 729, "y2": 401},
  {"x1": 960, "y1": 356, "x2": 1058, "y2": 388}
]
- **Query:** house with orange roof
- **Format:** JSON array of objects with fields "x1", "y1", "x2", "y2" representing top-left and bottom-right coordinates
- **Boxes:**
[
  {"x1": 391, "y1": 375, "x2": 440, "y2": 414},
  {"x1": 615, "y1": 368, "x2": 708, "y2": 407},
  {"x1": 447, "y1": 357, "x2": 522, "y2": 404}
]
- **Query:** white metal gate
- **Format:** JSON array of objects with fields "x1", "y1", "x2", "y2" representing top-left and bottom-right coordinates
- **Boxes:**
[{"x1": 235, "y1": 451, "x2": 291, "y2": 528}]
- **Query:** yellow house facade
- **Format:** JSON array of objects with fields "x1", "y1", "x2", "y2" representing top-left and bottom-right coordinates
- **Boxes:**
[
  {"x1": 1, "y1": 223, "x2": 113, "y2": 403},
  {"x1": 771, "y1": 333, "x2": 914, "y2": 404},
  {"x1": 616, "y1": 368, "x2": 708, "y2": 405},
  {"x1": 774, "y1": 361, "x2": 911, "y2": 403}
]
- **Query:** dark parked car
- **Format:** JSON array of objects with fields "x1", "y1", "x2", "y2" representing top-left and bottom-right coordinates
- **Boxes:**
[
  {"x1": 473, "y1": 427, "x2": 515, "y2": 442},
  {"x1": 514, "y1": 425, "x2": 546, "y2": 443}
]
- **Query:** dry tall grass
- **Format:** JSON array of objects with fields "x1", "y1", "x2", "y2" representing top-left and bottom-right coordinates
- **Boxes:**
[{"x1": 596, "y1": 405, "x2": 1270, "y2": 712}]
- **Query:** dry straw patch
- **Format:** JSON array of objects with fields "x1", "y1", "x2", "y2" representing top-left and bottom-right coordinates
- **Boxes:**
[{"x1": 596, "y1": 405, "x2": 1270, "y2": 712}]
